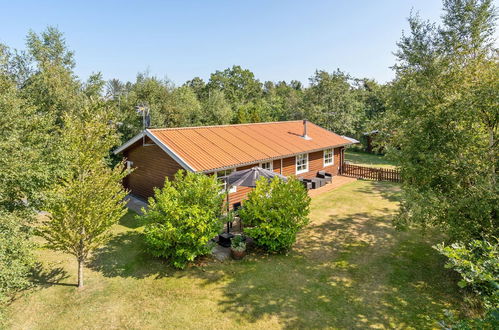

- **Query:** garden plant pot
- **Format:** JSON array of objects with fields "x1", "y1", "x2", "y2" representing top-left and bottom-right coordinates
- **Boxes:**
[{"x1": 231, "y1": 248, "x2": 246, "y2": 260}]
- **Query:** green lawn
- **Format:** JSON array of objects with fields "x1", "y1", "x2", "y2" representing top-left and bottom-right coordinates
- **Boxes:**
[
  {"x1": 5, "y1": 181, "x2": 463, "y2": 329},
  {"x1": 345, "y1": 150, "x2": 397, "y2": 169}
]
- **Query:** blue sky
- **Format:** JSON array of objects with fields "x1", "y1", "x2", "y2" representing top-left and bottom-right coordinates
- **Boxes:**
[{"x1": 0, "y1": 1, "x2": 457, "y2": 85}]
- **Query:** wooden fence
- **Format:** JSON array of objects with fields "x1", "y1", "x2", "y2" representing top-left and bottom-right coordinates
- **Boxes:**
[{"x1": 341, "y1": 163, "x2": 401, "y2": 182}]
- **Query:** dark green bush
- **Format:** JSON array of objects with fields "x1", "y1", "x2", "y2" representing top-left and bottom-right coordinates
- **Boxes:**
[
  {"x1": 140, "y1": 170, "x2": 224, "y2": 269},
  {"x1": 435, "y1": 238, "x2": 498, "y2": 311},
  {"x1": 239, "y1": 176, "x2": 311, "y2": 252},
  {"x1": 0, "y1": 211, "x2": 34, "y2": 310}
]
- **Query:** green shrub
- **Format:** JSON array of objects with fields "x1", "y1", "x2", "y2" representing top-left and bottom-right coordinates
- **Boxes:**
[
  {"x1": 435, "y1": 238, "x2": 498, "y2": 311},
  {"x1": 140, "y1": 170, "x2": 224, "y2": 269},
  {"x1": 239, "y1": 176, "x2": 311, "y2": 252},
  {"x1": 0, "y1": 211, "x2": 34, "y2": 312}
]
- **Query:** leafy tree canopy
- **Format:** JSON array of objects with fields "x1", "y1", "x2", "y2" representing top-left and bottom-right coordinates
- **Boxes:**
[
  {"x1": 304, "y1": 69, "x2": 363, "y2": 136},
  {"x1": 385, "y1": 0, "x2": 498, "y2": 241}
]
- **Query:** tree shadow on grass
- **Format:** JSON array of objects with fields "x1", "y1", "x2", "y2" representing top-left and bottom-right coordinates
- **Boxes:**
[
  {"x1": 295, "y1": 211, "x2": 396, "y2": 259},
  {"x1": 88, "y1": 230, "x2": 171, "y2": 279},
  {"x1": 5, "y1": 263, "x2": 73, "y2": 306},
  {"x1": 30, "y1": 262, "x2": 74, "y2": 287},
  {"x1": 186, "y1": 210, "x2": 461, "y2": 329},
  {"x1": 353, "y1": 180, "x2": 402, "y2": 203},
  {"x1": 118, "y1": 210, "x2": 147, "y2": 229}
]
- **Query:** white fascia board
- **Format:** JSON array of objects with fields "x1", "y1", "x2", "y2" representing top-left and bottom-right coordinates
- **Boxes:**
[
  {"x1": 341, "y1": 136, "x2": 360, "y2": 144},
  {"x1": 144, "y1": 130, "x2": 196, "y2": 172},
  {"x1": 113, "y1": 132, "x2": 144, "y2": 154}
]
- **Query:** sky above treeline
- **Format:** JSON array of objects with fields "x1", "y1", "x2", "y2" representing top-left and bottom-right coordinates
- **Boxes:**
[{"x1": 1, "y1": 0, "x2": 493, "y2": 86}]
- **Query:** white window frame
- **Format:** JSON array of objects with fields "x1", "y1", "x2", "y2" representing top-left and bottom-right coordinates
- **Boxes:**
[
  {"x1": 296, "y1": 153, "x2": 309, "y2": 174},
  {"x1": 216, "y1": 168, "x2": 237, "y2": 193},
  {"x1": 323, "y1": 148, "x2": 334, "y2": 167},
  {"x1": 260, "y1": 161, "x2": 273, "y2": 171}
]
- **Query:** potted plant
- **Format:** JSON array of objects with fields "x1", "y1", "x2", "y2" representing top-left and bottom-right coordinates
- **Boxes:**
[{"x1": 230, "y1": 235, "x2": 247, "y2": 260}]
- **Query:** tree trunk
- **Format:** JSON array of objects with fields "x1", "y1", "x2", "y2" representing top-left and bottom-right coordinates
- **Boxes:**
[{"x1": 77, "y1": 258, "x2": 84, "y2": 289}]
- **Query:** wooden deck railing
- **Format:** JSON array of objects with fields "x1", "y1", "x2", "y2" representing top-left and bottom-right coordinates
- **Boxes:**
[{"x1": 341, "y1": 163, "x2": 401, "y2": 182}]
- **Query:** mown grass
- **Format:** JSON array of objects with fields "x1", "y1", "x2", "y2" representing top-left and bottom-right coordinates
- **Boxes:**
[
  {"x1": 5, "y1": 181, "x2": 463, "y2": 329},
  {"x1": 345, "y1": 150, "x2": 397, "y2": 169}
]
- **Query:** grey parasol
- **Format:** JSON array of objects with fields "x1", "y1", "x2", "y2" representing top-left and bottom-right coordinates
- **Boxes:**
[{"x1": 225, "y1": 166, "x2": 287, "y2": 188}]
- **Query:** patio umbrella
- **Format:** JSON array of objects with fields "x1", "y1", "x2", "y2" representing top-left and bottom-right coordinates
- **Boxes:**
[
  {"x1": 226, "y1": 166, "x2": 287, "y2": 188},
  {"x1": 223, "y1": 167, "x2": 287, "y2": 233}
]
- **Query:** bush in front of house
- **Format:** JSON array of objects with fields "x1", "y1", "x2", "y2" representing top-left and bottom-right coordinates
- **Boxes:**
[
  {"x1": 139, "y1": 170, "x2": 224, "y2": 269},
  {"x1": 239, "y1": 176, "x2": 311, "y2": 252}
]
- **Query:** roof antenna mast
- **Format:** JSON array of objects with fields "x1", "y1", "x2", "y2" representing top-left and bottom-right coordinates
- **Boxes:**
[{"x1": 135, "y1": 104, "x2": 153, "y2": 146}]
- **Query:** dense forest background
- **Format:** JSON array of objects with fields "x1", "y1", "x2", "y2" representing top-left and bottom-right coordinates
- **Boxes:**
[{"x1": 105, "y1": 66, "x2": 386, "y2": 144}]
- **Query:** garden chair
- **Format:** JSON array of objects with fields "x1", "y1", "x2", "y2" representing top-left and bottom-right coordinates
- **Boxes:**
[
  {"x1": 298, "y1": 177, "x2": 313, "y2": 190},
  {"x1": 317, "y1": 170, "x2": 332, "y2": 184}
]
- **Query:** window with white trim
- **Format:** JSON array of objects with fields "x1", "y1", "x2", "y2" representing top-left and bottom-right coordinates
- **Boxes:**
[
  {"x1": 296, "y1": 153, "x2": 309, "y2": 174},
  {"x1": 260, "y1": 161, "x2": 273, "y2": 171},
  {"x1": 323, "y1": 148, "x2": 334, "y2": 166},
  {"x1": 216, "y1": 168, "x2": 237, "y2": 193}
]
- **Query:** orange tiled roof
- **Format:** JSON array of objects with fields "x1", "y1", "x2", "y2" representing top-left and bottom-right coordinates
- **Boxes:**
[{"x1": 147, "y1": 121, "x2": 352, "y2": 172}]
